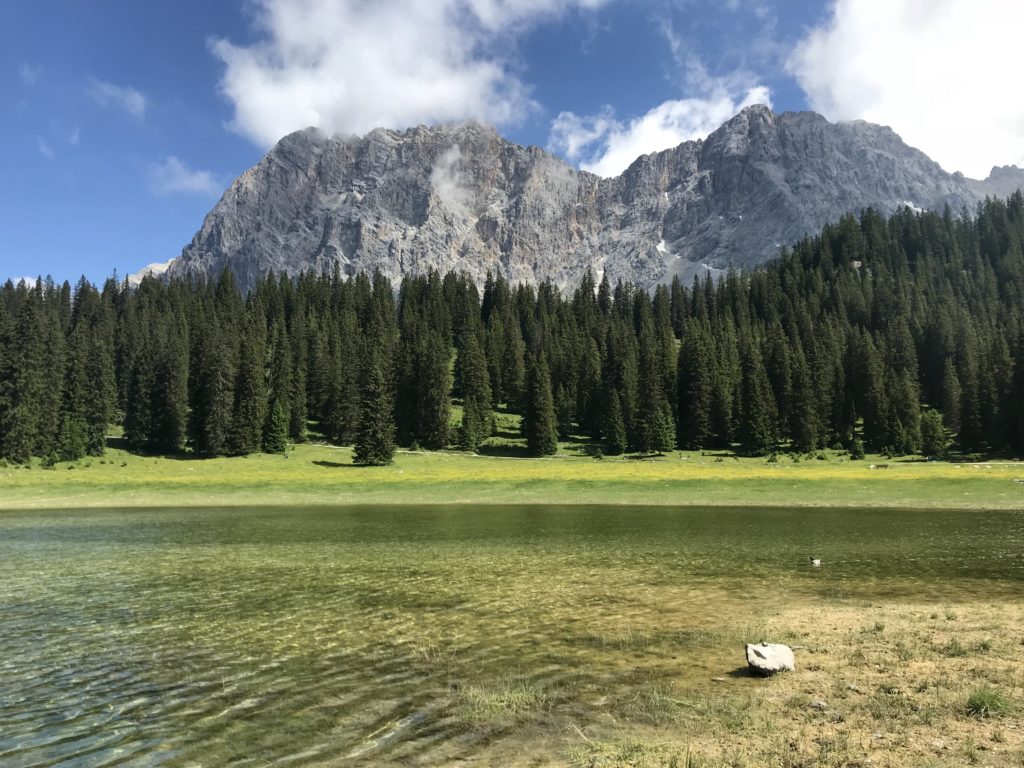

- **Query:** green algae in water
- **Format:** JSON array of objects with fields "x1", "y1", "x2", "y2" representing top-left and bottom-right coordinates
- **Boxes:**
[{"x1": 0, "y1": 505, "x2": 1022, "y2": 765}]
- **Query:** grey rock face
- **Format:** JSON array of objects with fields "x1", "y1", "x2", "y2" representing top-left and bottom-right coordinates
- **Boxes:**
[{"x1": 167, "y1": 106, "x2": 1024, "y2": 292}]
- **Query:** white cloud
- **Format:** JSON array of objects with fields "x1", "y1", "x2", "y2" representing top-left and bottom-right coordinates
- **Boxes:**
[
  {"x1": 149, "y1": 157, "x2": 221, "y2": 197},
  {"x1": 18, "y1": 63, "x2": 41, "y2": 86},
  {"x1": 430, "y1": 146, "x2": 474, "y2": 218},
  {"x1": 36, "y1": 137, "x2": 54, "y2": 160},
  {"x1": 788, "y1": 0, "x2": 1024, "y2": 178},
  {"x1": 550, "y1": 86, "x2": 771, "y2": 177},
  {"x1": 547, "y1": 10, "x2": 775, "y2": 178},
  {"x1": 87, "y1": 78, "x2": 147, "y2": 118},
  {"x1": 212, "y1": 0, "x2": 609, "y2": 148}
]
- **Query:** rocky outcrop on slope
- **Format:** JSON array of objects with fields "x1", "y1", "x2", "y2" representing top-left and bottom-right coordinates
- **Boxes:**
[{"x1": 167, "y1": 106, "x2": 1024, "y2": 292}]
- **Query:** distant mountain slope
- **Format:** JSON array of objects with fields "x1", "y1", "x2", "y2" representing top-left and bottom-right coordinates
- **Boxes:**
[{"x1": 166, "y1": 105, "x2": 1024, "y2": 292}]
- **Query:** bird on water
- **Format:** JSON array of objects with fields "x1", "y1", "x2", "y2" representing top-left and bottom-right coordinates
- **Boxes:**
[{"x1": 808, "y1": 556, "x2": 822, "y2": 568}]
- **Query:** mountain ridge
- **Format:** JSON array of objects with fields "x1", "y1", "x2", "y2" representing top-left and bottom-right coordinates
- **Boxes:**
[{"x1": 166, "y1": 105, "x2": 1024, "y2": 292}]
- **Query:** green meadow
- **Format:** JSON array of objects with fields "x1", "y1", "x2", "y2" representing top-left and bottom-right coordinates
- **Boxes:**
[{"x1": 2, "y1": 436, "x2": 1023, "y2": 511}]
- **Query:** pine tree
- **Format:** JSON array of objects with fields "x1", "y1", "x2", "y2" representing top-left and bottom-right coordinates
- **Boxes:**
[
  {"x1": 458, "y1": 331, "x2": 492, "y2": 451},
  {"x1": 228, "y1": 315, "x2": 267, "y2": 455},
  {"x1": 417, "y1": 332, "x2": 451, "y2": 449},
  {"x1": 288, "y1": 312, "x2": 308, "y2": 442},
  {"x1": 634, "y1": 298, "x2": 675, "y2": 454},
  {"x1": 353, "y1": 353, "x2": 396, "y2": 466},
  {"x1": 262, "y1": 395, "x2": 289, "y2": 454},
  {"x1": 920, "y1": 408, "x2": 950, "y2": 458},
  {"x1": 676, "y1": 323, "x2": 713, "y2": 449},
  {"x1": 940, "y1": 359, "x2": 962, "y2": 441},
  {"x1": 602, "y1": 389, "x2": 627, "y2": 456},
  {"x1": 501, "y1": 313, "x2": 526, "y2": 409},
  {"x1": 736, "y1": 343, "x2": 777, "y2": 456},
  {"x1": 153, "y1": 316, "x2": 189, "y2": 453},
  {"x1": 789, "y1": 347, "x2": 819, "y2": 453},
  {"x1": 521, "y1": 355, "x2": 558, "y2": 456},
  {"x1": 1009, "y1": 330, "x2": 1024, "y2": 454},
  {"x1": 35, "y1": 290, "x2": 65, "y2": 459},
  {"x1": 190, "y1": 317, "x2": 235, "y2": 456},
  {"x1": 56, "y1": 325, "x2": 88, "y2": 461},
  {"x1": 123, "y1": 332, "x2": 156, "y2": 452},
  {"x1": 554, "y1": 383, "x2": 574, "y2": 440},
  {"x1": 82, "y1": 327, "x2": 115, "y2": 457}
]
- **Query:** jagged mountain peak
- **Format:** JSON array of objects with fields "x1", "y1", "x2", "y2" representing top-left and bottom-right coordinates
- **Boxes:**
[{"x1": 166, "y1": 108, "x2": 1024, "y2": 292}]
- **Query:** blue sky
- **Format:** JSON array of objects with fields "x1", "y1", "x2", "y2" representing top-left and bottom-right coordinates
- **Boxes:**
[{"x1": 2, "y1": 0, "x2": 1021, "y2": 286}]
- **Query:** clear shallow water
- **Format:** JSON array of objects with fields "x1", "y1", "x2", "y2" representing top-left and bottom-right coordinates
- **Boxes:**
[{"x1": 1, "y1": 505, "x2": 1022, "y2": 766}]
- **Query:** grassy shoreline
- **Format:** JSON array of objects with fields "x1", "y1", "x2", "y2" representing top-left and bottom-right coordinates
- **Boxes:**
[{"x1": 2, "y1": 441, "x2": 1022, "y2": 510}]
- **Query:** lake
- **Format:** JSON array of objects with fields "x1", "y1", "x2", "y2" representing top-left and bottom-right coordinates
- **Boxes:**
[{"x1": 1, "y1": 505, "x2": 1022, "y2": 766}]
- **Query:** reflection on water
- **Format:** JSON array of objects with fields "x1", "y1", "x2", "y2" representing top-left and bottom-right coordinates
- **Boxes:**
[{"x1": 1, "y1": 505, "x2": 1022, "y2": 765}]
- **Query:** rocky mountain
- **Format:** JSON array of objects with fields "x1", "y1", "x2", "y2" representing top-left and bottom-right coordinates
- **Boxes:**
[{"x1": 166, "y1": 105, "x2": 1024, "y2": 292}]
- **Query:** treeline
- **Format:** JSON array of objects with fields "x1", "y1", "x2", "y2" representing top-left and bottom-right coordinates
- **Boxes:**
[{"x1": 2, "y1": 193, "x2": 1024, "y2": 465}]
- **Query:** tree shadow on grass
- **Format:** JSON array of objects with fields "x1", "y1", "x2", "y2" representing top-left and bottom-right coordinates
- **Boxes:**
[
  {"x1": 476, "y1": 443, "x2": 533, "y2": 458},
  {"x1": 313, "y1": 460, "x2": 362, "y2": 469}
]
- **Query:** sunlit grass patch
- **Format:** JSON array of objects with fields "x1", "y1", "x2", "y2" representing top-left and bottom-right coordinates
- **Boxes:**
[
  {"x1": 456, "y1": 676, "x2": 550, "y2": 728},
  {"x1": 615, "y1": 683, "x2": 688, "y2": 726},
  {"x1": 2, "y1": 440, "x2": 1022, "y2": 509},
  {"x1": 566, "y1": 736, "x2": 704, "y2": 768},
  {"x1": 569, "y1": 741, "x2": 707, "y2": 768},
  {"x1": 965, "y1": 687, "x2": 1015, "y2": 719},
  {"x1": 577, "y1": 627, "x2": 656, "y2": 653}
]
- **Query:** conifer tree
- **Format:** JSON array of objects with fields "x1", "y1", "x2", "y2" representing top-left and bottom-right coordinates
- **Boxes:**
[
  {"x1": 737, "y1": 343, "x2": 777, "y2": 456},
  {"x1": 501, "y1": 313, "x2": 526, "y2": 408},
  {"x1": 416, "y1": 332, "x2": 452, "y2": 449},
  {"x1": 153, "y1": 317, "x2": 189, "y2": 453},
  {"x1": 602, "y1": 388, "x2": 627, "y2": 455},
  {"x1": 1009, "y1": 331, "x2": 1024, "y2": 454},
  {"x1": 56, "y1": 326, "x2": 88, "y2": 461},
  {"x1": 920, "y1": 408, "x2": 950, "y2": 457},
  {"x1": 228, "y1": 315, "x2": 267, "y2": 455},
  {"x1": 636, "y1": 350, "x2": 675, "y2": 453},
  {"x1": 458, "y1": 331, "x2": 492, "y2": 450},
  {"x1": 0, "y1": 302, "x2": 18, "y2": 460},
  {"x1": 288, "y1": 311, "x2": 308, "y2": 442},
  {"x1": 353, "y1": 352, "x2": 396, "y2": 465},
  {"x1": 35, "y1": 292, "x2": 65, "y2": 459},
  {"x1": 262, "y1": 395, "x2": 289, "y2": 454},
  {"x1": 522, "y1": 355, "x2": 558, "y2": 456},
  {"x1": 267, "y1": 322, "x2": 292, "y2": 422},
  {"x1": 788, "y1": 348, "x2": 819, "y2": 453},
  {"x1": 676, "y1": 323, "x2": 713, "y2": 449},
  {"x1": 554, "y1": 383, "x2": 574, "y2": 440},
  {"x1": 82, "y1": 329, "x2": 114, "y2": 456},
  {"x1": 940, "y1": 359, "x2": 962, "y2": 440},
  {"x1": 190, "y1": 315, "x2": 235, "y2": 456},
  {"x1": 123, "y1": 340, "x2": 155, "y2": 452}
]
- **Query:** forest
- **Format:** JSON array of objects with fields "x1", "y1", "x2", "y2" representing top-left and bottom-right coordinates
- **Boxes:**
[{"x1": 1, "y1": 192, "x2": 1023, "y2": 466}]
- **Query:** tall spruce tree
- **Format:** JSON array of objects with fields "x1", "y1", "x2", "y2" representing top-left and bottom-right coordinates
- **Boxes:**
[
  {"x1": 228, "y1": 315, "x2": 267, "y2": 455},
  {"x1": 416, "y1": 332, "x2": 452, "y2": 449},
  {"x1": 262, "y1": 395, "x2": 289, "y2": 454},
  {"x1": 676, "y1": 323, "x2": 713, "y2": 449},
  {"x1": 521, "y1": 354, "x2": 558, "y2": 456},
  {"x1": 353, "y1": 351, "x2": 396, "y2": 466},
  {"x1": 458, "y1": 331, "x2": 492, "y2": 451},
  {"x1": 602, "y1": 388, "x2": 627, "y2": 455},
  {"x1": 737, "y1": 343, "x2": 778, "y2": 456}
]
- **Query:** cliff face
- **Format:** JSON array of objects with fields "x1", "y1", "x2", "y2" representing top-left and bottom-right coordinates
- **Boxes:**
[{"x1": 167, "y1": 106, "x2": 1024, "y2": 291}]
